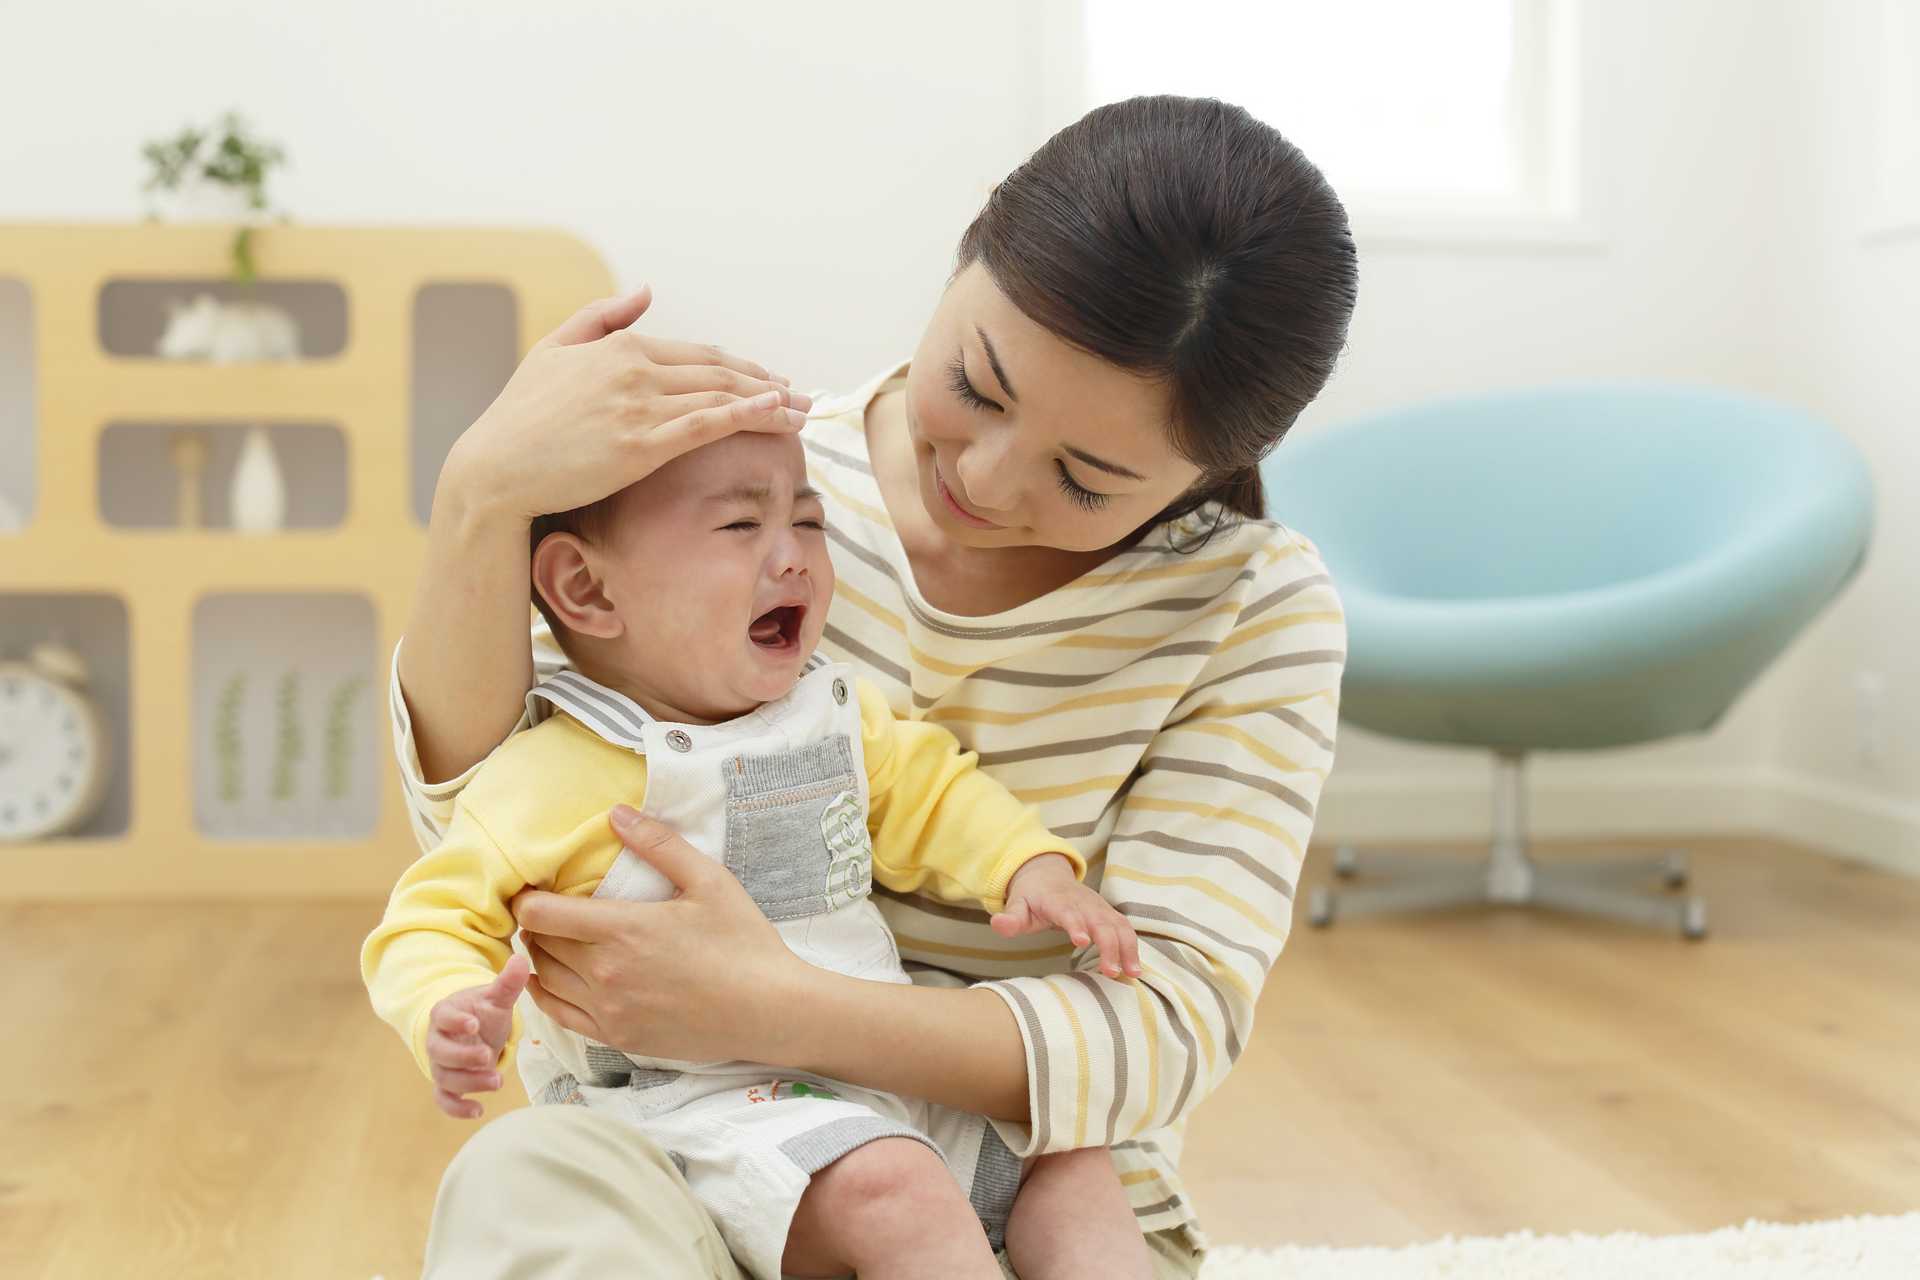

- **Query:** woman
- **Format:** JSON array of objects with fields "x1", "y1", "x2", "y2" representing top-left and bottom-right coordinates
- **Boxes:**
[{"x1": 393, "y1": 96, "x2": 1356, "y2": 1278}]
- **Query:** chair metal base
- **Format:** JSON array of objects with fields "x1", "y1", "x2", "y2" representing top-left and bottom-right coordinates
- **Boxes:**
[{"x1": 1308, "y1": 753, "x2": 1709, "y2": 940}]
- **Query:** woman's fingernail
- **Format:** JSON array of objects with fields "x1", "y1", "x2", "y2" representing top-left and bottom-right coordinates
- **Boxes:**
[
  {"x1": 611, "y1": 803, "x2": 639, "y2": 828},
  {"x1": 750, "y1": 390, "x2": 779, "y2": 408},
  {"x1": 791, "y1": 391, "x2": 814, "y2": 412}
]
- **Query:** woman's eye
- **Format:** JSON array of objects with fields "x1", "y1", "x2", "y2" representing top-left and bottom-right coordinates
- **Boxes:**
[
  {"x1": 796, "y1": 519, "x2": 826, "y2": 531},
  {"x1": 1055, "y1": 461, "x2": 1113, "y2": 512},
  {"x1": 722, "y1": 520, "x2": 760, "y2": 532},
  {"x1": 946, "y1": 353, "x2": 1001, "y2": 413}
]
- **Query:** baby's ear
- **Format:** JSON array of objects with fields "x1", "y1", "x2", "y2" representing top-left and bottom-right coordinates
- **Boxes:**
[{"x1": 532, "y1": 533, "x2": 623, "y2": 639}]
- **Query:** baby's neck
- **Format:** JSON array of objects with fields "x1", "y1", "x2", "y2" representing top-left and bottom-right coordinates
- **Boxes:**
[{"x1": 569, "y1": 654, "x2": 764, "y2": 728}]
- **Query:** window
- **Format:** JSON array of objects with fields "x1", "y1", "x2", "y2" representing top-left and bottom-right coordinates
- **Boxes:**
[
  {"x1": 1071, "y1": 0, "x2": 1577, "y2": 231},
  {"x1": 1870, "y1": 0, "x2": 1920, "y2": 237}
]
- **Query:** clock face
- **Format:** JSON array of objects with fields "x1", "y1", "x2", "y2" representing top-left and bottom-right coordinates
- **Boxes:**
[{"x1": 0, "y1": 666, "x2": 107, "y2": 840}]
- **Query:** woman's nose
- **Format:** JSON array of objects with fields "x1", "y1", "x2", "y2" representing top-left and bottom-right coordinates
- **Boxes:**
[{"x1": 954, "y1": 436, "x2": 1019, "y2": 512}]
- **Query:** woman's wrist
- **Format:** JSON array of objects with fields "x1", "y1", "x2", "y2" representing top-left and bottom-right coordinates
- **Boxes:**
[
  {"x1": 437, "y1": 430, "x2": 524, "y2": 532},
  {"x1": 741, "y1": 950, "x2": 834, "y2": 1068}
]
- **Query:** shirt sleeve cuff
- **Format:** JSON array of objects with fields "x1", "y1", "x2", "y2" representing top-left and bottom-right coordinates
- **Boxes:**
[
  {"x1": 389, "y1": 636, "x2": 532, "y2": 805},
  {"x1": 976, "y1": 977, "x2": 1053, "y2": 1159}
]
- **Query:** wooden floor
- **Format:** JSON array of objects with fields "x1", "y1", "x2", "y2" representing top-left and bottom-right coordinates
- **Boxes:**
[{"x1": 5, "y1": 838, "x2": 1918, "y2": 1277}]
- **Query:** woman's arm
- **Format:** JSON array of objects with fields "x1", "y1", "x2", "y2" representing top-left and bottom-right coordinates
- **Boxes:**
[
  {"x1": 397, "y1": 288, "x2": 811, "y2": 783},
  {"x1": 780, "y1": 969, "x2": 1033, "y2": 1121},
  {"x1": 400, "y1": 462, "x2": 544, "y2": 784},
  {"x1": 977, "y1": 547, "x2": 1347, "y2": 1155}
]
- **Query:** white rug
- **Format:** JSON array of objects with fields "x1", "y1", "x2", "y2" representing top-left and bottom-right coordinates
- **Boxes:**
[{"x1": 1198, "y1": 1212, "x2": 1920, "y2": 1278}]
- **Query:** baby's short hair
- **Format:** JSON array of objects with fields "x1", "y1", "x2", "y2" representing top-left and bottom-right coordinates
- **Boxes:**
[{"x1": 529, "y1": 495, "x2": 623, "y2": 639}]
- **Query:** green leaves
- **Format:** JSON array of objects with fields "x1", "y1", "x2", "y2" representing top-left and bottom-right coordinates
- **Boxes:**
[{"x1": 139, "y1": 111, "x2": 288, "y2": 283}]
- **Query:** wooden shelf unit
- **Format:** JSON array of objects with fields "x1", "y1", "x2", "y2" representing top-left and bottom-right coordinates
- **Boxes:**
[{"x1": 0, "y1": 223, "x2": 613, "y2": 898}]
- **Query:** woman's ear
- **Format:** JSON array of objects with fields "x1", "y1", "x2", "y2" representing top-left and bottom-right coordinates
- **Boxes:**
[{"x1": 532, "y1": 533, "x2": 625, "y2": 640}]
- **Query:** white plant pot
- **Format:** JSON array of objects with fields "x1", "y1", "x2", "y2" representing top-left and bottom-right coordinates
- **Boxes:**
[
  {"x1": 230, "y1": 428, "x2": 288, "y2": 533},
  {"x1": 153, "y1": 180, "x2": 257, "y2": 224}
]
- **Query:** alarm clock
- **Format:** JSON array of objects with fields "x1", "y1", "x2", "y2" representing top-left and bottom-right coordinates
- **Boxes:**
[{"x1": 0, "y1": 642, "x2": 111, "y2": 840}]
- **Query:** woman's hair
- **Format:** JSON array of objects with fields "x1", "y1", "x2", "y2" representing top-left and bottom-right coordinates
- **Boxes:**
[{"x1": 955, "y1": 95, "x2": 1358, "y2": 535}]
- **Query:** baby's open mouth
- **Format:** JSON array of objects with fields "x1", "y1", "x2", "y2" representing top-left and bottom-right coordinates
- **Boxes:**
[{"x1": 748, "y1": 605, "x2": 805, "y2": 650}]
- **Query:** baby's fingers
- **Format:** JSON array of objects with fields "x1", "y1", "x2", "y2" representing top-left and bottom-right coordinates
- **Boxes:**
[
  {"x1": 427, "y1": 1024, "x2": 498, "y2": 1074},
  {"x1": 432, "y1": 1062, "x2": 504, "y2": 1097},
  {"x1": 1037, "y1": 899, "x2": 1094, "y2": 949},
  {"x1": 434, "y1": 1086, "x2": 485, "y2": 1121},
  {"x1": 430, "y1": 996, "x2": 481, "y2": 1040},
  {"x1": 990, "y1": 899, "x2": 1036, "y2": 938},
  {"x1": 1086, "y1": 905, "x2": 1142, "y2": 979},
  {"x1": 1090, "y1": 918, "x2": 1131, "y2": 979}
]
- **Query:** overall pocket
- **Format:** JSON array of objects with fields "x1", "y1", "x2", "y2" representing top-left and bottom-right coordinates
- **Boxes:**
[{"x1": 723, "y1": 736, "x2": 872, "y2": 921}]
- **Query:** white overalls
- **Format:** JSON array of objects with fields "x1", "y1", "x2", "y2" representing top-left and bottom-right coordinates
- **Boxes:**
[{"x1": 509, "y1": 661, "x2": 1022, "y2": 1280}]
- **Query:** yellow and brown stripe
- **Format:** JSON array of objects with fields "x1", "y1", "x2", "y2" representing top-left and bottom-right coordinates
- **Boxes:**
[{"x1": 391, "y1": 360, "x2": 1346, "y2": 1249}]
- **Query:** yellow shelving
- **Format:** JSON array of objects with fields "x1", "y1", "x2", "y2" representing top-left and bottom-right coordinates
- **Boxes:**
[{"x1": 0, "y1": 222, "x2": 613, "y2": 898}]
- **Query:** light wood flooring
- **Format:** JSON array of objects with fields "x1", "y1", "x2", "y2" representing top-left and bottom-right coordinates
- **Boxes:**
[{"x1": 4, "y1": 837, "x2": 1917, "y2": 1278}]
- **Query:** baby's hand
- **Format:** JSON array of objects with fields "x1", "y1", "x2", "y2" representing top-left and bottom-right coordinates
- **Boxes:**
[
  {"x1": 992, "y1": 853, "x2": 1143, "y2": 980},
  {"x1": 425, "y1": 953, "x2": 531, "y2": 1119}
]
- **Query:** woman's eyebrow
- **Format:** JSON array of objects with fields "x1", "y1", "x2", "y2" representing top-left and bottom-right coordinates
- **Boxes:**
[
  {"x1": 1063, "y1": 444, "x2": 1146, "y2": 482},
  {"x1": 976, "y1": 325, "x2": 1019, "y2": 403}
]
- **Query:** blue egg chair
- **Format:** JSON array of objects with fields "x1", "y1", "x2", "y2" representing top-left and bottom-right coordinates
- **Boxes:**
[{"x1": 1261, "y1": 385, "x2": 1873, "y2": 939}]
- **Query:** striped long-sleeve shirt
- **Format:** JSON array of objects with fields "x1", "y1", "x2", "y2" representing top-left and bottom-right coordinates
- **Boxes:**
[{"x1": 389, "y1": 360, "x2": 1346, "y2": 1250}]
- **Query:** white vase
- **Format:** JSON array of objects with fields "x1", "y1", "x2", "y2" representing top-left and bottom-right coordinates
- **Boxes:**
[{"x1": 230, "y1": 428, "x2": 287, "y2": 533}]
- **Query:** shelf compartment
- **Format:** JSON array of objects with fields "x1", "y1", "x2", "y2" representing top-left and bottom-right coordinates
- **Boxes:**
[
  {"x1": 411, "y1": 282, "x2": 519, "y2": 523},
  {"x1": 192, "y1": 592, "x2": 378, "y2": 841},
  {"x1": 0, "y1": 278, "x2": 31, "y2": 532},
  {"x1": 98, "y1": 278, "x2": 348, "y2": 360},
  {"x1": 99, "y1": 422, "x2": 347, "y2": 531}
]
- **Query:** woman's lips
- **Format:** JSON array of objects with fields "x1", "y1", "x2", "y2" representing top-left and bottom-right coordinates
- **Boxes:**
[{"x1": 933, "y1": 460, "x2": 1004, "y2": 529}]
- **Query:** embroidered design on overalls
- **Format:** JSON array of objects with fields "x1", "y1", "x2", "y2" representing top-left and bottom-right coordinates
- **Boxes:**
[
  {"x1": 747, "y1": 1079, "x2": 843, "y2": 1105},
  {"x1": 821, "y1": 789, "x2": 871, "y2": 910}
]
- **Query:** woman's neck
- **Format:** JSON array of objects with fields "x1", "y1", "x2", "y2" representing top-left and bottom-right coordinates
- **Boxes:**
[{"x1": 863, "y1": 386, "x2": 1121, "y2": 617}]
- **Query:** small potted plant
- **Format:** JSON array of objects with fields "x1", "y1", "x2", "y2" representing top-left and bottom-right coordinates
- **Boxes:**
[
  {"x1": 141, "y1": 111, "x2": 287, "y2": 282},
  {"x1": 142, "y1": 112, "x2": 297, "y2": 530}
]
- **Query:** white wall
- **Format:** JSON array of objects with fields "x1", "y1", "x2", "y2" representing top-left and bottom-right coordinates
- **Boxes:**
[
  {"x1": 0, "y1": 0, "x2": 1042, "y2": 392},
  {"x1": 1751, "y1": 0, "x2": 1920, "y2": 870},
  {"x1": 1, "y1": 0, "x2": 1910, "y2": 865}
]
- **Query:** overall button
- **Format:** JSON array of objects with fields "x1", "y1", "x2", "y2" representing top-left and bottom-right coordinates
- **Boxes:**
[
  {"x1": 832, "y1": 678, "x2": 848, "y2": 705},
  {"x1": 665, "y1": 729, "x2": 693, "y2": 753}
]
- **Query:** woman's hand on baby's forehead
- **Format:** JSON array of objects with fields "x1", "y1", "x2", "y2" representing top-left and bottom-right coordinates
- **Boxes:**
[{"x1": 446, "y1": 286, "x2": 811, "y2": 525}]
